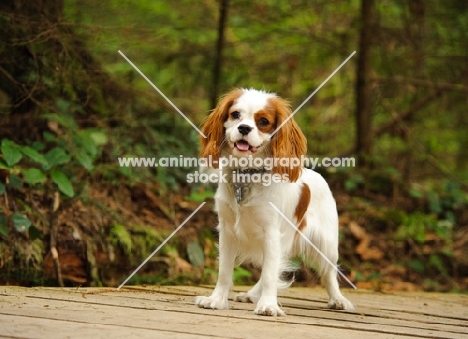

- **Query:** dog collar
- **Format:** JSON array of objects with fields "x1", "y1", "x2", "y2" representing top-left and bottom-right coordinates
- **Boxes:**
[{"x1": 232, "y1": 168, "x2": 266, "y2": 203}]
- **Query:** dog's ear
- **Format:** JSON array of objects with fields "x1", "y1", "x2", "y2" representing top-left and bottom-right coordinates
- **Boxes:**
[
  {"x1": 269, "y1": 97, "x2": 307, "y2": 182},
  {"x1": 199, "y1": 89, "x2": 243, "y2": 168}
]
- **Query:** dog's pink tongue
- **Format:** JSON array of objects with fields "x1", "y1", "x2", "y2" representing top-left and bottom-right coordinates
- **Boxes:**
[{"x1": 236, "y1": 140, "x2": 250, "y2": 151}]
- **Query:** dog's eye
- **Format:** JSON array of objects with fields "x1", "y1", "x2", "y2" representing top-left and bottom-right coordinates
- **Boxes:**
[
  {"x1": 231, "y1": 111, "x2": 240, "y2": 119},
  {"x1": 259, "y1": 118, "x2": 269, "y2": 126}
]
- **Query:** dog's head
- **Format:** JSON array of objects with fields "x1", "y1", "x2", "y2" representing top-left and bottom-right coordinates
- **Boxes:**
[{"x1": 200, "y1": 88, "x2": 307, "y2": 182}]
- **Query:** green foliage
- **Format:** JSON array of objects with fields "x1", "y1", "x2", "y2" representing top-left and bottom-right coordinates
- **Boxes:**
[
  {"x1": 1, "y1": 112, "x2": 105, "y2": 196},
  {"x1": 185, "y1": 189, "x2": 215, "y2": 202},
  {"x1": 110, "y1": 224, "x2": 132, "y2": 254},
  {"x1": 428, "y1": 254, "x2": 449, "y2": 278},
  {"x1": 8, "y1": 175, "x2": 22, "y2": 189},
  {"x1": 23, "y1": 168, "x2": 46, "y2": 185},
  {"x1": 20, "y1": 147, "x2": 48, "y2": 166},
  {"x1": 394, "y1": 180, "x2": 466, "y2": 247},
  {"x1": 353, "y1": 271, "x2": 383, "y2": 283},
  {"x1": 130, "y1": 224, "x2": 164, "y2": 259},
  {"x1": 186, "y1": 241, "x2": 204, "y2": 267},
  {"x1": 394, "y1": 212, "x2": 436, "y2": 244},
  {"x1": 344, "y1": 173, "x2": 365, "y2": 192},
  {"x1": 233, "y1": 266, "x2": 254, "y2": 285},
  {"x1": 0, "y1": 213, "x2": 7, "y2": 236},
  {"x1": 50, "y1": 169, "x2": 74, "y2": 198},
  {"x1": 0, "y1": 97, "x2": 109, "y2": 245},
  {"x1": 389, "y1": 181, "x2": 463, "y2": 281},
  {"x1": 1, "y1": 140, "x2": 22, "y2": 166},
  {"x1": 44, "y1": 147, "x2": 71, "y2": 169},
  {"x1": 408, "y1": 259, "x2": 425, "y2": 273}
]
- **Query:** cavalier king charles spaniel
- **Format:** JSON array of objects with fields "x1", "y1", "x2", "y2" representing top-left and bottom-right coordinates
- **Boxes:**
[{"x1": 195, "y1": 88, "x2": 354, "y2": 316}]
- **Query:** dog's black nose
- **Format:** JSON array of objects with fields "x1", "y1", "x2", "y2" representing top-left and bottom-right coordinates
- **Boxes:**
[{"x1": 238, "y1": 124, "x2": 252, "y2": 136}]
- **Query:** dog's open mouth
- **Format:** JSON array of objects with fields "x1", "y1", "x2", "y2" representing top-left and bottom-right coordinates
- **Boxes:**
[{"x1": 234, "y1": 140, "x2": 262, "y2": 153}]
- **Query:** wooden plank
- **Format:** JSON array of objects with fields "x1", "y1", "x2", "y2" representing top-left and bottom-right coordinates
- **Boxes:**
[
  {"x1": 0, "y1": 314, "x2": 205, "y2": 339},
  {"x1": 0, "y1": 286, "x2": 466, "y2": 339},
  {"x1": 0, "y1": 290, "x2": 383, "y2": 339}
]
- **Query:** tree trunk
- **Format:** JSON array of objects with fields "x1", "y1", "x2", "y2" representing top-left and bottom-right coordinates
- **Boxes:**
[
  {"x1": 210, "y1": 0, "x2": 229, "y2": 109},
  {"x1": 400, "y1": 0, "x2": 425, "y2": 183},
  {"x1": 355, "y1": 0, "x2": 374, "y2": 166}
]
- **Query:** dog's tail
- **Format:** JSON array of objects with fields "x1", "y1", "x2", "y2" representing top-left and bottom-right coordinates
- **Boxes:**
[{"x1": 277, "y1": 259, "x2": 300, "y2": 290}]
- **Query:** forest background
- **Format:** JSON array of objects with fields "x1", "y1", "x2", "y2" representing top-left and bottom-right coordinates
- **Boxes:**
[{"x1": 0, "y1": 0, "x2": 467, "y2": 292}]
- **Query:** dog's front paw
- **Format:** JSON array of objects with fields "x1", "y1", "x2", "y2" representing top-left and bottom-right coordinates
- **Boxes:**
[
  {"x1": 328, "y1": 296, "x2": 355, "y2": 311},
  {"x1": 234, "y1": 292, "x2": 259, "y2": 304},
  {"x1": 195, "y1": 295, "x2": 229, "y2": 310},
  {"x1": 254, "y1": 296, "x2": 285, "y2": 316}
]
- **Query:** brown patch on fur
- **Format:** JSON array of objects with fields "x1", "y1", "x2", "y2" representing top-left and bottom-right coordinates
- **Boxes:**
[
  {"x1": 254, "y1": 107, "x2": 277, "y2": 134},
  {"x1": 199, "y1": 88, "x2": 244, "y2": 167},
  {"x1": 268, "y1": 97, "x2": 307, "y2": 182},
  {"x1": 294, "y1": 183, "x2": 311, "y2": 231}
]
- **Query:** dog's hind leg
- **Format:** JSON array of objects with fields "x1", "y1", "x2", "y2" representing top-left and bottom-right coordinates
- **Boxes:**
[{"x1": 235, "y1": 279, "x2": 262, "y2": 304}]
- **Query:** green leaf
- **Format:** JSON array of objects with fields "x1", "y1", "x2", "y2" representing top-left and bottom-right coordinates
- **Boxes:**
[
  {"x1": 75, "y1": 131, "x2": 99, "y2": 157},
  {"x1": 408, "y1": 259, "x2": 425, "y2": 273},
  {"x1": 23, "y1": 168, "x2": 47, "y2": 185},
  {"x1": 429, "y1": 254, "x2": 449, "y2": 277},
  {"x1": 8, "y1": 174, "x2": 22, "y2": 188},
  {"x1": 31, "y1": 141, "x2": 46, "y2": 152},
  {"x1": 50, "y1": 169, "x2": 74, "y2": 197},
  {"x1": 43, "y1": 131, "x2": 56, "y2": 142},
  {"x1": 56, "y1": 98, "x2": 71, "y2": 114},
  {"x1": 344, "y1": 179, "x2": 357, "y2": 191},
  {"x1": 428, "y1": 191, "x2": 442, "y2": 214},
  {"x1": 43, "y1": 113, "x2": 76, "y2": 129},
  {"x1": 28, "y1": 225, "x2": 42, "y2": 240},
  {"x1": 0, "y1": 214, "x2": 8, "y2": 236},
  {"x1": 20, "y1": 146, "x2": 48, "y2": 166},
  {"x1": 0, "y1": 182, "x2": 5, "y2": 195},
  {"x1": 75, "y1": 150, "x2": 94, "y2": 171},
  {"x1": 44, "y1": 147, "x2": 71, "y2": 169},
  {"x1": 1, "y1": 139, "x2": 22, "y2": 166},
  {"x1": 409, "y1": 188, "x2": 424, "y2": 198},
  {"x1": 12, "y1": 212, "x2": 31, "y2": 232},
  {"x1": 89, "y1": 130, "x2": 108, "y2": 146},
  {"x1": 187, "y1": 241, "x2": 204, "y2": 267},
  {"x1": 118, "y1": 165, "x2": 132, "y2": 178},
  {"x1": 0, "y1": 157, "x2": 9, "y2": 169}
]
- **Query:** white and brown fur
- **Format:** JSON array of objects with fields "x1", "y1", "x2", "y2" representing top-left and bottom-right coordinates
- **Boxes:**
[{"x1": 195, "y1": 88, "x2": 354, "y2": 316}]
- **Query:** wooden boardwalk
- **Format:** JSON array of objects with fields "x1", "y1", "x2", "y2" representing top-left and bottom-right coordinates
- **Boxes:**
[{"x1": 1, "y1": 285, "x2": 467, "y2": 339}]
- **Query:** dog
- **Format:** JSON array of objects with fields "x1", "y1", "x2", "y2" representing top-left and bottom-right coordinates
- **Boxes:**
[{"x1": 194, "y1": 88, "x2": 354, "y2": 316}]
